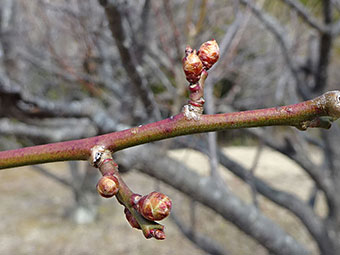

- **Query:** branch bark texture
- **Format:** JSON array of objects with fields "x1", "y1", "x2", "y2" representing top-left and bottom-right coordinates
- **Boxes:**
[{"x1": 0, "y1": 90, "x2": 339, "y2": 169}]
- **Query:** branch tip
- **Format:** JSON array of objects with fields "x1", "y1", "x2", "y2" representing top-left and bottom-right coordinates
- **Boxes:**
[{"x1": 322, "y1": 90, "x2": 340, "y2": 119}]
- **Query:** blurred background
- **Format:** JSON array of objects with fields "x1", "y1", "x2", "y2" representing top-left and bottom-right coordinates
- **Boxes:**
[{"x1": 0, "y1": 0, "x2": 340, "y2": 254}]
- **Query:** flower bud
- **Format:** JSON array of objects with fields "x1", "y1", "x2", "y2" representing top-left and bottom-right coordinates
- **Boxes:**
[
  {"x1": 198, "y1": 39, "x2": 219, "y2": 70},
  {"x1": 124, "y1": 208, "x2": 141, "y2": 229},
  {"x1": 151, "y1": 229, "x2": 166, "y2": 240},
  {"x1": 183, "y1": 46, "x2": 204, "y2": 84},
  {"x1": 144, "y1": 228, "x2": 166, "y2": 240},
  {"x1": 96, "y1": 175, "x2": 119, "y2": 198},
  {"x1": 138, "y1": 192, "x2": 172, "y2": 221}
]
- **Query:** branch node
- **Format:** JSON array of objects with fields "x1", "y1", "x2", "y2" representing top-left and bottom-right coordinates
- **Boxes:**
[
  {"x1": 89, "y1": 145, "x2": 108, "y2": 167},
  {"x1": 322, "y1": 90, "x2": 340, "y2": 119},
  {"x1": 182, "y1": 104, "x2": 204, "y2": 121}
]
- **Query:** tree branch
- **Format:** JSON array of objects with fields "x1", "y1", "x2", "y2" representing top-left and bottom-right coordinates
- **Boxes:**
[
  {"x1": 98, "y1": 0, "x2": 161, "y2": 120},
  {"x1": 313, "y1": 0, "x2": 333, "y2": 93},
  {"x1": 170, "y1": 210, "x2": 228, "y2": 255},
  {"x1": 176, "y1": 136, "x2": 329, "y2": 253},
  {"x1": 0, "y1": 90, "x2": 339, "y2": 169},
  {"x1": 279, "y1": 0, "x2": 327, "y2": 33},
  {"x1": 0, "y1": 118, "x2": 96, "y2": 142}
]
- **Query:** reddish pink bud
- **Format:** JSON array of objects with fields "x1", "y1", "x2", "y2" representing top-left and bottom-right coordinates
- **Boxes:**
[
  {"x1": 124, "y1": 208, "x2": 141, "y2": 229},
  {"x1": 143, "y1": 226, "x2": 165, "y2": 240},
  {"x1": 198, "y1": 39, "x2": 219, "y2": 70},
  {"x1": 138, "y1": 192, "x2": 172, "y2": 221},
  {"x1": 150, "y1": 229, "x2": 166, "y2": 240},
  {"x1": 183, "y1": 46, "x2": 204, "y2": 84},
  {"x1": 96, "y1": 175, "x2": 119, "y2": 198}
]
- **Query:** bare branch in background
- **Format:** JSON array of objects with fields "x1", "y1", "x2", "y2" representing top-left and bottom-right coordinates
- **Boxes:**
[
  {"x1": 313, "y1": 0, "x2": 333, "y2": 94},
  {"x1": 31, "y1": 165, "x2": 71, "y2": 187},
  {"x1": 171, "y1": 210, "x2": 229, "y2": 255},
  {"x1": 0, "y1": 118, "x2": 96, "y2": 143},
  {"x1": 279, "y1": 0, "x2": 327, "y2": 33},
  {"x1": 174, "y1": 136, "x2": 329, "y2": 252},
  {"x1": 248, "y1": 141, "x2": 263, "y2": 208},
  {"x1": 116, "y1": 145, "x2": 310, "y2": 255},
  {"x1": 245, "y1": 129, "x2": 337, "y2": 220},
  {"x1": 205, "y1": 6, "x2": 244, "y2": 181},
  {"x1": 98, "y1": 0, "x2": 161, "y2": 121},
  {"x1": 238, "y1": 0, "x2": 312, "y2": 99}
]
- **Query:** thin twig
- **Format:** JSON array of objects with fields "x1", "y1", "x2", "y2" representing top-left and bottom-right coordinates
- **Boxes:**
[
  {"x1": 279, "y1": 0, "x2": 327, "y2": 33},
  {"x1": 248, "y1": 140, "x2": 263, "y2": 208}
]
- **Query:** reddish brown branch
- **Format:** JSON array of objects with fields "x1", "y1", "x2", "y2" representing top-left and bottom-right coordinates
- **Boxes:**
[{"x1": 0, "y1": 90, "x2": 339, "y2": 169}]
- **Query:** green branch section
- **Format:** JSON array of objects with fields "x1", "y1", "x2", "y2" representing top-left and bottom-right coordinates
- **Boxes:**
[{"x1": 0, "y1": 90, "x2": 339, "y2": 169}]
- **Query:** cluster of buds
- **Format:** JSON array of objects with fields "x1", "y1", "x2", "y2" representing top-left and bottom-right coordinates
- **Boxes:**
[
  {"x1": 182, "y1": 40, "x2": 219, "y2": 120},
  {"x1": 130, "y1": 191, "x2": 172, "y2": 222},
  {"x1": 182, "y1": 39, "x2": 219, "y2": 84},
  {"x1": 89, "y1": 146, "x2": 171, "y2": 240}
]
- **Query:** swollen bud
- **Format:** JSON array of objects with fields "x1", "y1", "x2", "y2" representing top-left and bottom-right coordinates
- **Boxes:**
[
  {"x1": 144, "y1": 228, "x2": 166, "y2": 240},
  {"x1": 124, "y1": 208, "x2": 141, "y2": 229},
  {"x1": 96, "y1": 175, "x2": 119, "y2": 198},
  {"x1": 138, "y1": 192, "x2": 172, "y2": 221},
  {"x1": 182, "y1": 46, "x2": 204, "y2": 84},
  {"x1": 151, "y1": 229, "x2": 166, "y2": 240},
  {"x1": 198, "y1": 39, "x2": 219, "y2": 70}
]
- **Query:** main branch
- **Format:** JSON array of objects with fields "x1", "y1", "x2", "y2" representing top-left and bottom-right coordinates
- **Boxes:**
[{"x1": 0, "y1": 90, "x2": 339, "y2": 169}]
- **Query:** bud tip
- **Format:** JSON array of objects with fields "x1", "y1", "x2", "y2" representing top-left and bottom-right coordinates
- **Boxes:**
[
  {"x1": 198, "y1": 39, "x2": 220, "y2": 70},
  {"x1": 96, "y1": 175, "x2": 119, "y2": 198},
  {"x1": 138, "y1": 192, "x2": 172, "y2": 221}
]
